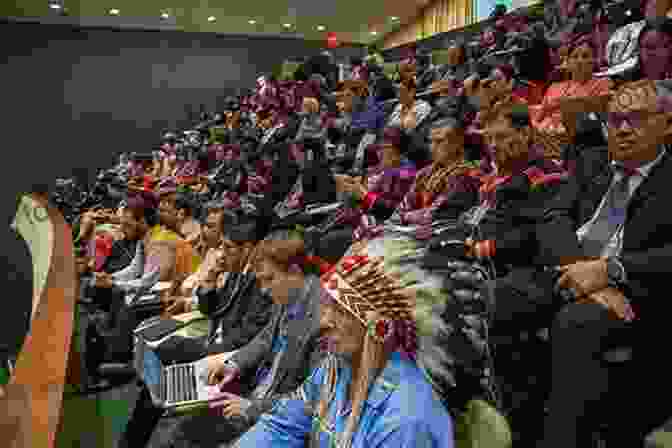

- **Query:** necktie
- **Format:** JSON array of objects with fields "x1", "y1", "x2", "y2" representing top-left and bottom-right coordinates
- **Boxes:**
[{"x1": 581, "y1": 166, "x2": 636, "y2": 257}]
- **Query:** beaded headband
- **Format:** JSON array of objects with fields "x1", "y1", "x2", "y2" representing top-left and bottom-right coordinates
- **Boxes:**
[{"x1": 320, "y1": 249, "x2": 416, "y2": 348}]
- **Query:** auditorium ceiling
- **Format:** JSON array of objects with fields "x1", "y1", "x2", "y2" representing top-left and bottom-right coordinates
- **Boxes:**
[{"x1": 2, "y1": 0, "x2": 432, "y2": 44}]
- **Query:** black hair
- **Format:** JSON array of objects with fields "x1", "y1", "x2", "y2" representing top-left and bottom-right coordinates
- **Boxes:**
[
  {"x1": 294, "y1": 65, "x2": 309, "y2": 81},
  {"x1": 302, "y1": 137, "x2": 325, "y2": 160},
  {"x1": 374, "y1": 76, "x2": 397, "y2": 102},
  {"x1": 227, "y1": 221, "x2": 263, "y2": 243},
  {"x1": 175, "y1": 194, "x2": 193, "y2": 216},
  {"x1": 403, "y1": 131, "x2": 432, "y2": 167},
  {"x1": 475, "y1": 61, "x2": 493, "y2": 79},
  {"x1": 430, "y1": 94, "x2": 474, "y2": 131},
  {"x1": 125, "y1": 205, "x2": 157, "y2": 227},
  {"x1": 304, "y1": 55, "x2": 331, "y2": 79},
  {"x1": 323, "y1": 94, "x2": 339, "y2": 114},
  {"x1": 646, "y1": 16, "x2": 672, "y2": 34},
  {"x1": 515, "y1": 36, "x2": 551, "y2": 82},
  {"x1": 416, "y1": 53, "x2": 431, "y2": 67},
  {"x1": 131, "y1": 153, "x2": 154, "y2": 163}
]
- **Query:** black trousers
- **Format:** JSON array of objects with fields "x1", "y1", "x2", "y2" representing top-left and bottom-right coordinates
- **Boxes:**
[
  {"x1": 105, "y1": 287, "x2": 162, "y2": 362},
  {"x1": 119, "y1": 336, "x2": 208, "y2": 448},
  {"x1": 540, "y1": 303, "x2": 670, "y2": 448},
  {"x1": 120, "y1": 379, "x2": 250, "y2": 448},
  {"x1": 119, "y1": 333, "x2": 258, "y2": 448},
  {"x1": 491, "y1": 268, "x2": 670, "y2": 447},
  {"x1": 489, "y1": 267, "x2": 561, "y2": 447}
]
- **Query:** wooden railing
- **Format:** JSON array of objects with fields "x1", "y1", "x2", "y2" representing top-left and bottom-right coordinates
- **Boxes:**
[{"x1": 0, "y1": 193, "x2": 76, "y2": 448}]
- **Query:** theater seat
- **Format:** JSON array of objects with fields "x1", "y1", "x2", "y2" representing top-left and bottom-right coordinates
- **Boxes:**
[
  {"x1": 454, "y1": 399, "x2": 512, "y2": 448},
  {"x1": 646, "y1": 417, "x2": 672, "y2": 448}
]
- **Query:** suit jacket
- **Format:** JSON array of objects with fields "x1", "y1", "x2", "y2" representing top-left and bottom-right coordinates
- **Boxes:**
[
  {"x1": 539, "y1": 150, "x2": 672, "y2": 316},
  {"x1": 229, "y1": 274, "x2": 324, "y2": 422},
  {"x1": 479, "y1": 159, "x2": 566, "y2": 269},
  {"x1": 254, "y1": 158, "x2": 300, "y2": 220},
  {"x1": 198, "y1": 272, "x2": 273, "y2": 355}
]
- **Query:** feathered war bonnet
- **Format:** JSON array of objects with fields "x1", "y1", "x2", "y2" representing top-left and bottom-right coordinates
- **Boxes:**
[{"x1": 313, "y1": 236, "x2": 452, "y2": 448}]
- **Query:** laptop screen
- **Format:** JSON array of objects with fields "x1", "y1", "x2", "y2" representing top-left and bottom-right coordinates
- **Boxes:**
[{"x1": 143, "y1": 348, "x2": 163, "y2": 389}]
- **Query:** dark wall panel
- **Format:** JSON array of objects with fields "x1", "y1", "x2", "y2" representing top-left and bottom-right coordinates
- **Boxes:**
[{"x1": 0, "y1": 20, "x2": 362, "y2": 353}]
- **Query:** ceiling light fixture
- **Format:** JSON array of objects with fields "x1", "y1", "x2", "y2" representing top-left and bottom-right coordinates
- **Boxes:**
[
  {"x1": 316, "y1": 25, "x2": 325, "y2": 31},
  {"x1": 370, "y1": 31, "x2": 378, "y2": 35},
  {"x1": 49, "y1": 3, "x2": 62, "y2": 10},
  {"x1": 109, "y1": 8, "x2": 120, "y2": 15},
  {"x1": 283, "y1": 23, "x2": 292, "y2": 28},
  {"x1": 391, "y1": 16, "x2": 399, "y2": 21},
  {"x1": 207, "y1": 16, "x2": 216, "y2": 22},
  {"x1": 160, "y1": 12, "x2": 170, "y2": 19},
  {"x1": 248, "y1": 19, "x2": 257, "y2": 25}
]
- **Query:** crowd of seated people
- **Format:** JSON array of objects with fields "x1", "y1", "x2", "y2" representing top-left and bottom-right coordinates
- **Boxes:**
[{"x1": 30, "y1": 1, "x2": 672, "y2": 446}]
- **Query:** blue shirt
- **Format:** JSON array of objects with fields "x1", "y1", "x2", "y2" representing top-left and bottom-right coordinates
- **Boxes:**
[{"x1": 234, "y1": 351, "x2": 454, "y2": 448}]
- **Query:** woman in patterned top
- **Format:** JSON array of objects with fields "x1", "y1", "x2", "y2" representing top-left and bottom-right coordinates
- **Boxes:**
[{"x1": 334, "y1": 126, "x2": 417, "y2": 239}]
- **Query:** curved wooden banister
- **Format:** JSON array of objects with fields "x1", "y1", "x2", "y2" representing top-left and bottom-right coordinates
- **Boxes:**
[{"x1": 0, "y1": 193, "x2": 76, "y2": 448}]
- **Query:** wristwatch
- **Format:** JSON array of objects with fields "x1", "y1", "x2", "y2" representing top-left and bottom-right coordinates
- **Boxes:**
[{"x1": 606, "y1": 257, "x2": 626, "y2": 287}]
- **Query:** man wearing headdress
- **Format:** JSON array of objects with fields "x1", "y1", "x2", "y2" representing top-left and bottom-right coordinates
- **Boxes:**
[{"x1": 233, "y1": 244, "x2": 454, "y2": 448}]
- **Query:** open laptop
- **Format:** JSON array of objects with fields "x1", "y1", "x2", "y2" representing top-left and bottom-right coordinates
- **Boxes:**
[{"x1": 140, "y1": 345, "x2": 239, "y2": 411}]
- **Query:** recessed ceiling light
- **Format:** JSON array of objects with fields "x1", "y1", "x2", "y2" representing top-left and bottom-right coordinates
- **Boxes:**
[
  {"x1": 391, "y1": 16, "x2": 399, "y2": 21},
  {"x1": 109, "y1": 8, "x2": 120, "y2": 15},
  {"x1": 283, "y1": 23, "x2": 292, "y2": 28},
  {"x1": 160, "y1": 12, "x2": 170, "y2": 19},
  {"x1": 49, "y1": 3, "x2": 62, "y2": 10},
  {"x1": 370, "y1": 31, "x2": 378, "y2": 35},
  {"x1": 207, "y1": 16, "x2": 216, "y2": 22},
  {"x1": 316, "y1": 25, "x2": 326, "y2": 31},
  {"x1": 248, "y1": 20, "x2": 257, "y2": 25}
]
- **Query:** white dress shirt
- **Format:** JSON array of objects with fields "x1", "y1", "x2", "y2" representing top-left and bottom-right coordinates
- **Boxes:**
[{"x1": 576, "y1": 149, "x2": 666, "y2": 258}]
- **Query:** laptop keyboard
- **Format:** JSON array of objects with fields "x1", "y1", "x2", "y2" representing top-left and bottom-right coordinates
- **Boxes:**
[{"x1": 162, "y1": 363, "x2": 199, "y2": 405}]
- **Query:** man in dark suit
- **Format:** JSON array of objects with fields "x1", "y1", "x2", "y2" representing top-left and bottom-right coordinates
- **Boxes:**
[{"x1": 534, "y1": 79, "x2": 672, "y2": 447}]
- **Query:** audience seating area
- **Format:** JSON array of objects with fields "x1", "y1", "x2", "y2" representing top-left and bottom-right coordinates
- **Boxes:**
[{"x1": 5, "y1": 1, "x2": 672, "y2": 446}]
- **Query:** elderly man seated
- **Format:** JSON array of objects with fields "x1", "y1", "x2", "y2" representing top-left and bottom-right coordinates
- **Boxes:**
[
  {"x1": 492, "y1": 79, "x2": 672, "y2": 447},
  {"x1": 233, "y1": 244, "x2": 454, "y2": 448}
]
